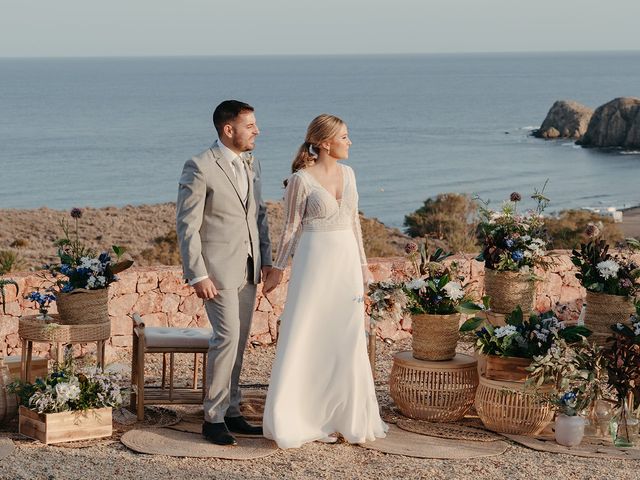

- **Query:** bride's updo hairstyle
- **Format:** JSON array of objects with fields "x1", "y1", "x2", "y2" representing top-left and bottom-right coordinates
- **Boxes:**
[{"x1": 291, "y1": 114, "x2": 345, "y2": 175}]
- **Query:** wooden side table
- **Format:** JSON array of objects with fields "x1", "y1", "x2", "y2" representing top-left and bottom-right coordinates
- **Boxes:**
[
  {"x1": 389, "y1": 351, "x2": 479, "y2": 422},
  {"x1": 18, "y1": 315, "x2": 110, "y2": 381}
]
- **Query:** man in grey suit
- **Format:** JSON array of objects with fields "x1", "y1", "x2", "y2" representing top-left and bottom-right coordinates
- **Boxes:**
[{"x1": 176, "y1": 100, "x2": 272, "y2": 446}]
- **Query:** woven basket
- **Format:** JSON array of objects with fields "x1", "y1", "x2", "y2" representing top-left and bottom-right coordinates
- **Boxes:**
[
  {"x1": 475, "y1": 374, "x2": 554, "y2": 435},
  {"x1": 483, "y1": 269, "x2": 536, "y2": 315},
  {"x1": 56, "y1": 288, "x2": 109, "y2": 325},
  {"x1": 389, "y1": 351, "x2": 478, "y2": 422},
  {"x1": 0, "y1": 358, "x2": 18, "y2": 423},
  {"x1": 412, "y1": 313, "x2": 460, "y2": 361},
  {"x1": 18, "y1": 315, "x2": 111, "y2": 343},
  {"x1": 584, "y1": 291, "x2": 635, "y2": 336}
]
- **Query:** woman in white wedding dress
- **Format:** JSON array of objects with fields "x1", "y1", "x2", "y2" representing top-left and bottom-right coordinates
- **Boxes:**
[{"x1": 261, "y1": 114, "x2": 388, "y2": 449}]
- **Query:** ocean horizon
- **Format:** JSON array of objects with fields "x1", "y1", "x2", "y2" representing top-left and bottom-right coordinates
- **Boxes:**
[{"x1": 1, "y1": 51, "x2": 639, "y2": 229}]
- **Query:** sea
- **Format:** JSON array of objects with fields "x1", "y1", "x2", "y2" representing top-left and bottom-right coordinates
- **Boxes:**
[{"x1": 1, "y1": 51, "x2": 639, "y2": 230}]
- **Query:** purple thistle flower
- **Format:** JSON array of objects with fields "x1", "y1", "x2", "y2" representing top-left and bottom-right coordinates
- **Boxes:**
[
  {"x1": 510, "y1": 192, "x2": 522, "y2": 202},
  {"x1": 70, "y1": 207, "x2": 83, "y2": 219},
  {"x1": 405, "y1": 242, "x2": 418, "y2": 254}
]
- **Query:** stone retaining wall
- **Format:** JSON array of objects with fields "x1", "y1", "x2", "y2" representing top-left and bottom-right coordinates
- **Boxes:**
[{"x1": 0, "y1": 251, "x2": 585, "y2": 362}]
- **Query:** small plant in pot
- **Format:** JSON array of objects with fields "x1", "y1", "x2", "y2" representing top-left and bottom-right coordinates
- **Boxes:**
[
  {"x1": 402, "y1": 241, "x2": 473, "y2": 361},
  {"x1": 551, "y1": 390, "x2": 589, "y2": 447}
]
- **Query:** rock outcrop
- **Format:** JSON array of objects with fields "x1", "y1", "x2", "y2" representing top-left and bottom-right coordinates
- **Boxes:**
[
  {"x1": 578, "y1": 97, "x2": 640, "y2": 149},
  {"x1": 534, "y1": 100, "x2": 593, "y2": 139}
]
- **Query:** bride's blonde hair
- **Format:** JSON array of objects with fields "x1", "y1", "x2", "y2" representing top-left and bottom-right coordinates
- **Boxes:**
[{"x1": 291, "y1": 114, "x2": 345, "y2": 174}]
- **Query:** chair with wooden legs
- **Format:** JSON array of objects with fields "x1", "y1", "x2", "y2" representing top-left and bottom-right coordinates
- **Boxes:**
[{"x1": 130, "y1": 313, "x2": 212, "y2": 420}]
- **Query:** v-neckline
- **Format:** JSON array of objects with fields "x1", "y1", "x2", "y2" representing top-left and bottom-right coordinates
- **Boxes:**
[{"x1": 303, "y1": 164, "x2": 346, "y2": 203}]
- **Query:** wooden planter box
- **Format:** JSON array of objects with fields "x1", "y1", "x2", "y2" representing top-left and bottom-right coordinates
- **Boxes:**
[
  {"x1": 484, "y1": 355, "x2": 532, "y2": 382},
  {"x1": 19, "y1": 406, "x2": 112, "y2": 444}
]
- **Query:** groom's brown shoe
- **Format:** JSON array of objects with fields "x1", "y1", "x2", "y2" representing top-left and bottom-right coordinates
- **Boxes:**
[
  {"x1": 203, "y1": 421, "x2": 237, "y2": 446},
  {"x1": 225, "y1": 415, "x2": 263, "y2": 436}
]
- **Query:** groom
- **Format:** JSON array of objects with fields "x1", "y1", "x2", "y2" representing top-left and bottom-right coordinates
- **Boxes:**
[{"x1": 176, "y1": 100, "x2": 272, "y2": 446}]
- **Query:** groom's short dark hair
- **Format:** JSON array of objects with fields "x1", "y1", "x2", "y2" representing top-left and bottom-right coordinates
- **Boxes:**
[{"x1": 213, "y1": 100, "x2": 255, "y2": 135}]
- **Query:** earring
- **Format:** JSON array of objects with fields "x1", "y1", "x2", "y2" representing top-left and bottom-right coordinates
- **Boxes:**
[{"x1": 325, "y1": 145, "x2": 331, "y2": 155}]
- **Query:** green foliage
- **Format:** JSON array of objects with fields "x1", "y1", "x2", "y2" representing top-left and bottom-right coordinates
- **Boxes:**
[
  {"x1": 404, "y1": 193, "x2": 479, "y2": 253},
  {"x1": 0, "y1": 278, "x2": 19, "y2": 314},
  {"x1": 0, "y1": 249, "x2": 26, "y2": 275}
]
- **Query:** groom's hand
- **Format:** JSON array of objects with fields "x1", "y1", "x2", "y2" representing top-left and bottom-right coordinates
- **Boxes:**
[
  {"x1": 262, "y1": 268, "x2": 283, "y2": 295},
  {"x1": 193, "y1": 278, "x2": 218, "y2": 300}
]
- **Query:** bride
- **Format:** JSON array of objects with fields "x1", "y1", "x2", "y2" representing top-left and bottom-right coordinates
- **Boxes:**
[{"x1": 262, "y1": 114, "x2": 388, "y2": 448}]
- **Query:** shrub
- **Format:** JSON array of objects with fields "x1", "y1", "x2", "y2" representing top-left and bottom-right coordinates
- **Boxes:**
[
  {"x1": 404, "y1": 193, "x2": 479, "y2": 253},
  {"x1": 139, "y1": 230, "x2": 181, "y2": 265},
  {"x1": 0, "y1": 249, "x2": 26, "y2": 274},
  {"x1": 545, "y1": 210, "x2": 623, "y2": 250}
]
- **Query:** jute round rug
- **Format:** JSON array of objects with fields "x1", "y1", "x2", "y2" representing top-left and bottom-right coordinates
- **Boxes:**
[
  {"x1": 0, "y1": 438, "x2": 14, "y2": 460},
  {"x1": 505, "y1": 433, "x2": 640, "y2": 460},
  {"x1": 359, "y1": 424, "x2": 509, "y2": 459},
  {"x1": 120, "y1": 428, "x2": 278, "y2": 459},
  {"x1": 396, "y1": 418, "x2": 504, "y2": 442}
]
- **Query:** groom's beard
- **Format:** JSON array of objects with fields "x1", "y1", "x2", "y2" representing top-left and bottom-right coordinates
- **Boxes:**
[{"x1": 232, "y1": 136, "x2": 256, "y2": 153}]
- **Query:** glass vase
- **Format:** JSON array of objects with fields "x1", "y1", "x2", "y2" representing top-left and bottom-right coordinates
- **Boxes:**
[{"x1": 610, "y1": 399, "x2": 639, "y2": 447}]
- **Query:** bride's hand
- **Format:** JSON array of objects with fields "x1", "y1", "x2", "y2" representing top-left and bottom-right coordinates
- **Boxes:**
[
  {"x1": 362, "y1": 266, "x2": 374, "y2": 287},
  {"x1": 263, "y1": 268, "x2": 283, "y2": 295}
]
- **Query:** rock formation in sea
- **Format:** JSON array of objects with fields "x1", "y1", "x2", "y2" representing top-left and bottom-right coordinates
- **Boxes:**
[
  {"x1": 533, "y1": 100, "x2": 593, "y2": 139},
  {"x1": 578, "y1": 97, "x2": 640, "y2": 149}
]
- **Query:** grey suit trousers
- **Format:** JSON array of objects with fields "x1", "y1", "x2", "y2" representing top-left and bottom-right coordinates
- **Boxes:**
[{"x1": 203, "y1": 257, "x2": 257, "y2": 423}]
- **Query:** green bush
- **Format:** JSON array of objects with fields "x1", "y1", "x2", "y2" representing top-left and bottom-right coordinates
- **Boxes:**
[
  {"x1": 0, "y1": 250, "x2": 26, "y2": 274},
  {"x1": 545, "y1": 210, "x2": 623, "y2": 250},
  {"x1": 404, "y1": 193, "x2": 479, "y2": 253}
]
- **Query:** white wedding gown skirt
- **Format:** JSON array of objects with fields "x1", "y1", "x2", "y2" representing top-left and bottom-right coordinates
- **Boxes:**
[{"x1": 263, "y1": 228, "x2": 388, "y2": 449}]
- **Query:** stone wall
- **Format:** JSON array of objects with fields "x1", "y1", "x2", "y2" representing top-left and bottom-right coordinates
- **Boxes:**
[{"x1": 0, "y1": 251, "x2": 585, "y2": 361}]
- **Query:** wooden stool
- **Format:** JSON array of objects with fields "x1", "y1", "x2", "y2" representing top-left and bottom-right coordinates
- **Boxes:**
[
  {"x1": 131, "y1": 313, "x2": 211, "y2": 420},
  {"x1": 389, "y1": 351, "x2": 478, "y2": 422}
]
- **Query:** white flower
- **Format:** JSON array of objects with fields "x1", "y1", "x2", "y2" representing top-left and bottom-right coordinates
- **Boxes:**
[
  {"x1": 406, "y1": 279, "x2": 427, "y2": 290},
  {"x1": 55, "y1": 381, "x2": 81, "y2": 403},
  {"x1": 494, "y1": 325, "x2": 518, "y2": 338},
  {"x1": 443, "y1": 281, "x2": 464, "y2": 301},
  {"x1": 597, "y1": 260, "x2": 620, "y2": 280},
  {"x1": 519, "y1": 265, "x2": 531, "y2": 274}
]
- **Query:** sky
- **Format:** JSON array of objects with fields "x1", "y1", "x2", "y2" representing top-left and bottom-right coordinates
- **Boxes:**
[{"x1": 0, "y1": 0, "x2": 638, "y2": 57}]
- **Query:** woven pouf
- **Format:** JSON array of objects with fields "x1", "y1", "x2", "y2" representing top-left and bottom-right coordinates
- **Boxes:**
[
  {"x1": 475, "y1": 374, "x2": 554, "y2": 435},
  {"x1": 389, "y1": 352, "x2": 478, "y2": 422},
  {"x1": 584, "y1": 291, "x2": 635, "y2": 336},
  {"x1": 483, "y1": 269, "x2": 536, "y2": 315}
]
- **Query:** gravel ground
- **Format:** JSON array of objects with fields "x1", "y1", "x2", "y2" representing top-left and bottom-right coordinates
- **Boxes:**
[{"x1": 1, "y1": 339, "x2": 639, "y2": 480}]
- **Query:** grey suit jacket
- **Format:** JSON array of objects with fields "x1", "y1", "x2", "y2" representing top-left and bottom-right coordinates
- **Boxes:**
[{"x1": 176, "y1": 141, "x2": 272, "y2": 290}]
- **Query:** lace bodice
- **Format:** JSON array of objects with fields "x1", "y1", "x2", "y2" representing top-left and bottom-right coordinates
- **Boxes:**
[{"x1": 273, "y1": 164, "x2": 367, "y2": 270}]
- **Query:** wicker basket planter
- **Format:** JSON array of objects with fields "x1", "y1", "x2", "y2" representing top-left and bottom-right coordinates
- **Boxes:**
[
  {"x1": 411, "y1": 313, "x2": 460, "y2": 361},
  {"x1": 0, "y1": 358, "x2": 18, "y2": 423},
  {"x1": 56, "y1": 288, "x2": 109, "y2": 325},
  {"x1": 584, "y1": 291, "x2": 635, "y2": 336},
  {"x1": 483, "y1": 355, "x2": 532, "y2": 382},
  {"x1": 18, "y1": 406, "x2": 112, "y2": 444},
  {"x1": 475, "y1": 375, "x2": 554, "y2": 435},
  {"x1": 483, "y1": 269, "x2": 536, "y2": 315},
  {"x1": 389, "y1": 351, "x2": 478, "y2": 422}
]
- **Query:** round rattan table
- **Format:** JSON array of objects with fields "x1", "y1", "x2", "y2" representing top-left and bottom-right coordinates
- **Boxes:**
[
  {"x1": 18, "y1": 315, "x2": 110, "y2": 381},
  {"x1": 389, "y1": 351, "x2": 478, "y2": 422}
]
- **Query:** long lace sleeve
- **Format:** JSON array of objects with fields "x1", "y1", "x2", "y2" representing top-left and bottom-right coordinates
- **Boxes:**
[
  {"x1": 273, "y1": 173, "x2": 307, "y2": 270},
  {"x1": 350, "y1": 169, "x2": 368, "y2": 266}
]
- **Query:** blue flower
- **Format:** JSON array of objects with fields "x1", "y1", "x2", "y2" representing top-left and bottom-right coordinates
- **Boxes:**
[
  {"x1": 511, "y1": 250, "x2": 524, "y2": 262},
  {"x1": 61, "y1": 283, "x2": 74, "y2": 293},
  {"x1": 98, "y1": 252, "x2": 111, "y2": 265},
  {"x1": 504, "y1": 239, "x2": 514, "y2": 248}
]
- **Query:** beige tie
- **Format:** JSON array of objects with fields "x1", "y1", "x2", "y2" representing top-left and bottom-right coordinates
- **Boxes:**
[{"x1": 232, "y1": 156, "x2": 248, "y2": 202}]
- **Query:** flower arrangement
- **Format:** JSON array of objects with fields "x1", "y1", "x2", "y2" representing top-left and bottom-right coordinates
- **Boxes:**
[
  {"x1": 368, "y1": 280, "x2": 408, "y2": 325},
  {"x1": 8, "y1": 351, "x2": 122, "y2": 414},
  {"x1": 47, "y1": 208, "x2": 133, "y2": 292},
  {"x1": 571, "y1": 228, "x2": 640, "y2": 296},
  {"x1": 476, "y1": 185, "x2": 551, "y2": 274},
  {"x1": 402, "y1": 241, "x2": 471, "y2": 315},
  {"x1": 460, "y1": 306, "x2": 591, "y2": 359},
  {"x1": 551, "y1": 391, "x2": 590, "y2": 417},
  {"x1": 0, "y1": 278, "x2": 18, "y2": 314},
  {"x1": 26, "y1": 290, "x2": 56, "y2": 318}
]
